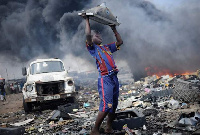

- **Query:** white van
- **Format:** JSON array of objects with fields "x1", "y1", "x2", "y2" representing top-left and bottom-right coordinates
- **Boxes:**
[{"x1": 22, "y1": 58, "x2": 76, "y2": 112}]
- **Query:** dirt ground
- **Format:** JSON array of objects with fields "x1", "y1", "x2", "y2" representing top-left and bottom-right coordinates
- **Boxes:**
[{"x1": 0, "y1": 93, "x2": 23, "y2": 115}]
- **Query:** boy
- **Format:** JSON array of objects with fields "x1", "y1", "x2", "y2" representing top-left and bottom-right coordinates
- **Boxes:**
[{"x1": 82, "y1": 14, "x2": 123, "y2": 135}]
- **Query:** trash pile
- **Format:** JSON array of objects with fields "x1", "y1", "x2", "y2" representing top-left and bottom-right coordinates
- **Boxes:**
[
  {"x1": 0, "y1": 73, "x2": 200, "y2": 135},
  {"x1": 0, "y1": 90, "x2": 100, "y2": 135},
  {"x1": 115, "y1": 73, "x2": 200, "y2": 134}
]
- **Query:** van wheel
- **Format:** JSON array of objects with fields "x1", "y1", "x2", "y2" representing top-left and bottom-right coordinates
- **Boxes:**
[
  {"x1": 67, "y1": 97, "x2": 77, "y2": 103},
  {"x1": 23, "y1": 97, "x2": 32, "y2": 113}
]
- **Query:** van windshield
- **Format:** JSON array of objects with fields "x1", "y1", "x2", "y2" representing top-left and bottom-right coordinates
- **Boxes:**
[{"x1": 30, "y1": 61, "x2": 65, "y2": 75}]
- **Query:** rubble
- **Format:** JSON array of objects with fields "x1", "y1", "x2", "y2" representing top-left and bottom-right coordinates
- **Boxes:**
[
  {"x1": 123, "y1": 124, "x2": 133, "y2": 135},
  {"x1": 174, "y1": 79, "x2": 200, "y2": 102},
  {"x1": 168, "y1": 99, "x2": 179, "y2": 110},
  {"x1": 112, "y1": 109, "x2": 146, "y2": 131},
  {"x1": 0, "y1": 126, "x2": 25, "y2": 135},
  {"x1": 175, "y1": 112, "x2": 200, "y2": 129},
  {"x1": 1, "y1": 72, "x2": 200, "y2": 134},
  {"x1": 10, "y1": 118, "x2": 34, "y2": 126}
]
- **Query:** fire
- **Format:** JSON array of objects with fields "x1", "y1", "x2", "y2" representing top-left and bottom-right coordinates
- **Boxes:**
[
  {"x1": 145, "y1": 66, "x2": 173, "y2": 77},
  {"x1": 180, "y1": 72, "x2": 192, "y2": 76},
  {"x1": 145, "y1": 66, "x2": 194, "y2": 77}
]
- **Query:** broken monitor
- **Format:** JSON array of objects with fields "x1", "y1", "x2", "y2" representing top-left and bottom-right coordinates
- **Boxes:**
[{"x1": 78, "y1": 3, "x2": 120, "y2": 26}]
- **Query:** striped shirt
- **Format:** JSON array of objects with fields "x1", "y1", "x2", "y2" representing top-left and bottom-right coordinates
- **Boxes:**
[{"x1": 86, "y1": 42, "x2": 119, "y2": 76}]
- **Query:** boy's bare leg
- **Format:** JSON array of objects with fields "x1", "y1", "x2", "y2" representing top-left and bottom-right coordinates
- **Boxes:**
[
  {"x1": 105, "y1": 109, "x2": 116, "y2": 133},
  {"x1": 90, "y1": 111, "x2": 108, "y2": 135}
]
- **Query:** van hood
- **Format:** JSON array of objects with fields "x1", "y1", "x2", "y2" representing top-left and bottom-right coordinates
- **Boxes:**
[{"x1": 27, "y1": 72, "x2": 68, "y2": 83}]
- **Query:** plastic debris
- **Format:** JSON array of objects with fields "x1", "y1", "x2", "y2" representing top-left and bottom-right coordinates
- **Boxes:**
[
  {"x1": 143, "y1": 125, "x2": 147, "y2": 130},
  {"x1": 83, "y1": 102, "x2": 90, "y2": 108},
  {"x1": 38, "y1": 127, "x2": 44, "y2": 133},
  {"x1": 181, "y1": 103, "x2": 188, "y2": 109},
  {"x1": 168, "y1": 99, "x2": 179, "y2": 109},
  {"x1": 79, "y1": 128, "x2": 88, "y2": 135},
  {"x1": 123, "y1": 124, "x2": 133, "y2": 135},
  {"x1": 47, "y1": 110, "x2": 61, "y2": 120},
  {"x1": 179, "y1": 118, "x2": 197, "y2": 126},
  {"x1": 25, "y1": 126, "x2": 35, "y2": 132},
  {"x1": 73, "y1": 109, "x2": 79, "y2": 112},
  {"x1": 10, "y1": 118, "x2": 34, "y2": 126},
  {"x1": 178, "y1": 112, "x2": 200, "y2": 126}
]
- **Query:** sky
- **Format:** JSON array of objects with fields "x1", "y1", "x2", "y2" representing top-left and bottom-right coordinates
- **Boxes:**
[{"x1": 0, "y1": 0, "x2": 200, "y2": 80}]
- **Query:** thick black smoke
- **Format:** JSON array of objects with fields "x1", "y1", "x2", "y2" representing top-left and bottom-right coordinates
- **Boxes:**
[
  {"x1": 102, "y1": 0, "x2": 200, "y2": 80},
  {"x1": 0, "y1": 0, "x2": 200, "y2": 81},
  {"x1": 0, "y1": 0, "x2": 90, "y2": 62}
]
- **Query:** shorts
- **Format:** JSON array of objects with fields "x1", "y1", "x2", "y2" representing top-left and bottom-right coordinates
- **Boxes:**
[{"x1": 98, "y1": 74, "x2": 119, "y2": 113}]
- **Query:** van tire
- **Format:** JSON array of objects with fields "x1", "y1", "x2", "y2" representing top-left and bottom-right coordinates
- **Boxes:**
[
  {"x1": 67, "y1": 96, "x2": 77, "y2": 103},
  {"x1": 23, "y1": 97, "x2": 32, "y2": 113}
]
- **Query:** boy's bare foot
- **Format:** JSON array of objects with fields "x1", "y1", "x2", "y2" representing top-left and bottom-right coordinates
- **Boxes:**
[
  {"x1": 90, "y1": 129, "x2": 100, "y2": 135},
  {"x1": 105, "y1": 128, "x2": 114, "y2": 134}
]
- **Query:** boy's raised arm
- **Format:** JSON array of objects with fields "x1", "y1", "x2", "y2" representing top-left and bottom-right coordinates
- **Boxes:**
[
  {"x1": 82, "y1": 14, "x2": 93, "y2": 46},
  {"x1": 110, "y1": 25, "x2": 123, "y2": 48}
]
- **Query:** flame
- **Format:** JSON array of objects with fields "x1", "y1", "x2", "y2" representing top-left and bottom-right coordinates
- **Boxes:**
[
  {"x1": 144, "y1": 66, "x2": 194, "y2": 77},
  {"x1": 145, "y1": 66, "x2": 173, "y2": 77},
  {"x1": 180, "y1": 72, "x2": 192, "y2": 76}
]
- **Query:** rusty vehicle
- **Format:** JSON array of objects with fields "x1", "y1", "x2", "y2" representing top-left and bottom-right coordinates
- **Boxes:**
[{"x1": 22, "y1": 58, "x2": 76, "y2": 112}]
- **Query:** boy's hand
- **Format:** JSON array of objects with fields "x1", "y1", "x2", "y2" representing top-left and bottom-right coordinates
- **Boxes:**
[
  {"x1": 110, "y1": 24, "x2": 123, "y2": 47},
  {"x1": 81, "y1": 13, "x2": 88, "y2": 20},
  {"x1": 109, "y1": 24, "x2": 116, "y2": 30}
]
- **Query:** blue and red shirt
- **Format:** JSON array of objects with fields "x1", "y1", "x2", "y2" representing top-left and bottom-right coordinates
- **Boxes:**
[{"x1": 86, "y1": 42, "x2": 119, "y2": 76}]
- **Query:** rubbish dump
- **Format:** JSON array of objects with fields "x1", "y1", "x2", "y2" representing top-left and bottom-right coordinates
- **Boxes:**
[{"x1": 1, "y1": 70, "x2": 200, "y2": 134}]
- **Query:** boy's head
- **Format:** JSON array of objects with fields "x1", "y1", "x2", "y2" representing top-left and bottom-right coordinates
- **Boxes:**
[{"x1": 91, "y1": 30, "x2": 102, "y2": 45}]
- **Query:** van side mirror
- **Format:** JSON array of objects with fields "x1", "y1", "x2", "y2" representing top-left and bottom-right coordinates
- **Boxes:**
[{"x1": 22, "y1": 67, "x2": 27, "y2": 76}]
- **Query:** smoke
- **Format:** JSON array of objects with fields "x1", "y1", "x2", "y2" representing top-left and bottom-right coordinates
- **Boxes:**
[
  {"x1": 102, "y1": 0, "x2": 200, "y2": 80},
  {"x1": 0, "y1": 0, "x2": 91, "y2": 78},
  {"x1": 0, "y1": 0, "x2": 90, "y2": 61},
  {"x1": 0, "y1": 0, "x2": 200, "y2": 81}
]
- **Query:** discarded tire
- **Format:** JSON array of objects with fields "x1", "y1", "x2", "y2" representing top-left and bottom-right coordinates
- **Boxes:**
[
  {"x1": 58, "y1": 103, "x2": 79, "y2": 114},
  {"x1": 66, "y1": 96, "x2": 77, "y2": 103},
  {"x1": 0, "y1": 126, "x2": 25, "y2": 135},
  {"x1": 173, "y1": 79, "x2": 200, "y2": 102}
]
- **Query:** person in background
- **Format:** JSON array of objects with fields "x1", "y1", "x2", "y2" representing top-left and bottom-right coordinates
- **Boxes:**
[
  {"x1": 10, "y1": 83, "x2": 15, "y2": 94},
  {"x1": 0, "y1": 80, "x2": 6, "y2": 101}
]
